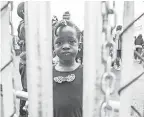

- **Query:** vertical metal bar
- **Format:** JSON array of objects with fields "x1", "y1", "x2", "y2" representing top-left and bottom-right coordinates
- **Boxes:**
[
  {"x1": 25, "y1": 1, "x2": 52, "y2": 117},
  {"x1": 25, "y1": 2, "x2": 40, "y2": 116},
  {"x1": 39, "y1": 2, "x2": 53, "y2": 117},
  {"x1": 0, "y1": 3, "x2": 2, "y2": 117},
  {"x1": 120, "y1": 1, "x2": 134, "y2": 117},
  {"x1": 83, "y1": 2, "x2": 104, "y2": 117},
  {"x1": 0, "y1": 2, "x2": 14, "y2": 117},
  {"x1": 142, "y1": 100, "x2": 144, "y2": 117}
]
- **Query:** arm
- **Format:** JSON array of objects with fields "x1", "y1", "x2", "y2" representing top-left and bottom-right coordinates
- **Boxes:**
[
  {"x1": 134, "y1": 39, "x2": 136, "y2": 45},
  {"x1": 19, "y1": 63, "x2": 27, "y2": 91},
  {"x1": 142, "y1": 39, "x2": 144, "y2": 45},
  {"x1": 19, "y1": 52, "x2": 27, "y2": 91}
]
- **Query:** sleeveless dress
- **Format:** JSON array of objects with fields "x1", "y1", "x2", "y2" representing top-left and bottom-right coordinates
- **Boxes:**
[{"x1": 53, "y1": 65, "x2": 83, "y2": 117}]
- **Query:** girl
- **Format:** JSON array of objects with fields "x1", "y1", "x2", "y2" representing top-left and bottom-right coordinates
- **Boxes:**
[
  {"x1": 53, "y1": 20, "x2": 83, "y2": 117},
  {"x1": 22, "y1": 20, "x2": 83, "y2": 117}
]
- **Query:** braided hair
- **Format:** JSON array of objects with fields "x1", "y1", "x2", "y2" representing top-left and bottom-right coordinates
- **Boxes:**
[{"x1": 52, "y1": 20, "x2": 81, "y2": 50}]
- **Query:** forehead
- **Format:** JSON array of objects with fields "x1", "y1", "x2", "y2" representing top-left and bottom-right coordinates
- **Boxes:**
[{"x1": 57, "y1": 26, "x2": 77, "y2": 38}]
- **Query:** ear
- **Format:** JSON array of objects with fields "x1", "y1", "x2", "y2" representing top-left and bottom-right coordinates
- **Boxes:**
[{"x1": 53, "y1": 49, "x2": 56, "y2": 54}]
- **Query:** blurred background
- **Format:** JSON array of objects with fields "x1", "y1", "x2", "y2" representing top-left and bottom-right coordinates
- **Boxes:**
[{"x1": 12, "y1": 1, "x2": 144, "y2": 36}]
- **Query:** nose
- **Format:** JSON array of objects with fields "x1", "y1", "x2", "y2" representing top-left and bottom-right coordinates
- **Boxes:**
[{"x1": 62, "y1": 43, "x2": 70, "y2": 50}]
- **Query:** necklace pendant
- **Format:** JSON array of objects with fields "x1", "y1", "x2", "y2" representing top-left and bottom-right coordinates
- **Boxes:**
[{"x1": 54, "y1": 74, "x2": 75, "y2": 83}]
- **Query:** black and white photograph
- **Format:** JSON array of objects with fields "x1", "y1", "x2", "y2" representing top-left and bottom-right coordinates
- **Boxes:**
[{"x1": 0, "y1": 1, "x2": 144, "y2": 117}]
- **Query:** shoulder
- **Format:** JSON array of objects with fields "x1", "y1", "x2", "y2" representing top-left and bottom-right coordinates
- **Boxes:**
[
  {"x1": 53, "y1": 64, "x2": 58, "y2": 74},
  {"x1": 72, "y1": 64, "x2": 83, "y2": 75},
  {"x1": 17, "y1": 20, "x2": 24, "y2": 32},
  {"x1": 53, "y1": 64, "x2": 83, "y2": 74}
]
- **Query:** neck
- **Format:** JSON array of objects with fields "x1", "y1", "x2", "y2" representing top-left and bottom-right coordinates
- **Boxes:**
[
  {"x1": 59, "y1": 59, "x2": 76, "y2": 67},
  {"x1": 56, "y1": 59, "x2": 80, "y2": 72}
]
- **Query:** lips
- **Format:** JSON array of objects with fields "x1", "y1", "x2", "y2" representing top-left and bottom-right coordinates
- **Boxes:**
[{"x1": 61, "y1": 52, "x2": 71, "y2": 56}]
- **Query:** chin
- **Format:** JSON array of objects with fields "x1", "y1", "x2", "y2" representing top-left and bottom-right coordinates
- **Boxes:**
[
  {"x1": 59, "y1": 55, "x2": 75, "y2": 61},
  {"x1": 61, "y1": 57, "x2": 73, "y2": 61}
]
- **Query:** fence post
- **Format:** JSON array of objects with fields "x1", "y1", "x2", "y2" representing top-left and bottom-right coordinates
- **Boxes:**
[
  {"x1": 120, "y1": 1, "x2": 134, "y2": 117},
  {"x1": 0, "y1": 2, "x2": 14, "y2": 117},
  {"x1": 83, "y1": 2, "x2": 104, "y2": 117},
  {"x1": 25, "y1": 2, "x2": 53, "y2": 117}
]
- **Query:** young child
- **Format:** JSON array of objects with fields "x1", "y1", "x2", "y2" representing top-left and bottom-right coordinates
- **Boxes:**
[
  {"x1": 17, "y1": 2, "x2": 28, "y2": 117},
  {"x1": 21, "y1": 19, "x2": 83, "y2": 117},
  {"x1": 134, "y1": 34, "x2": 144, "y2": 62},
  {"x1": 17, "y1": 2, "x2": 26, "y2": 53},
  {"x1": 53, "y1": 20, "x2": 83, "y2": 117}
]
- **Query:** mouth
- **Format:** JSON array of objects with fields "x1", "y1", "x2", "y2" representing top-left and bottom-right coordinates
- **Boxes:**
[{"x1": 61, "y1": 52, "x2": 71, "y2": 56}]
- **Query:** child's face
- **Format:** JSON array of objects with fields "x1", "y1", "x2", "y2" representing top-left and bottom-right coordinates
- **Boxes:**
[{"x1": 54, "y1": 26, "x2": 79, "y2": 61}]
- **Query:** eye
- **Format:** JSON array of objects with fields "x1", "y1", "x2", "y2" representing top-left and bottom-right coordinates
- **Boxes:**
[
  {"x1": 56, "y1": 41, "x2": 62, "y2": 45},
  {"x1": 69, "y1": 40, "x2": 76, "y2": 44}
]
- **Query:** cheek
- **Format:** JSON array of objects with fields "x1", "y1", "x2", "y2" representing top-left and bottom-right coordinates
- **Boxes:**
[
  {"x1": 74, "y1": 43, "x2": 79, "y2": 49},
  {"x1": 53, "y1": 45, "x2": 59, "y2": 53},
  {"x1": 75, "y1": 45, "x2": 79, "y2": 51},
  {"x1": 73, "y1": 45, "x2": 79, "y2": 54},
  {"x1": 54, "y1": 45, "x2": 63, "y2": 56},
  {"x1": 54, "y1": 47, "x2": 60, "y2": 53}
]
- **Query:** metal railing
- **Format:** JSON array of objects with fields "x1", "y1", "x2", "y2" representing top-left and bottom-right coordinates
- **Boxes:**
[{"x1": 1, "y1": 1, "x2": 144, "y2": 117}]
